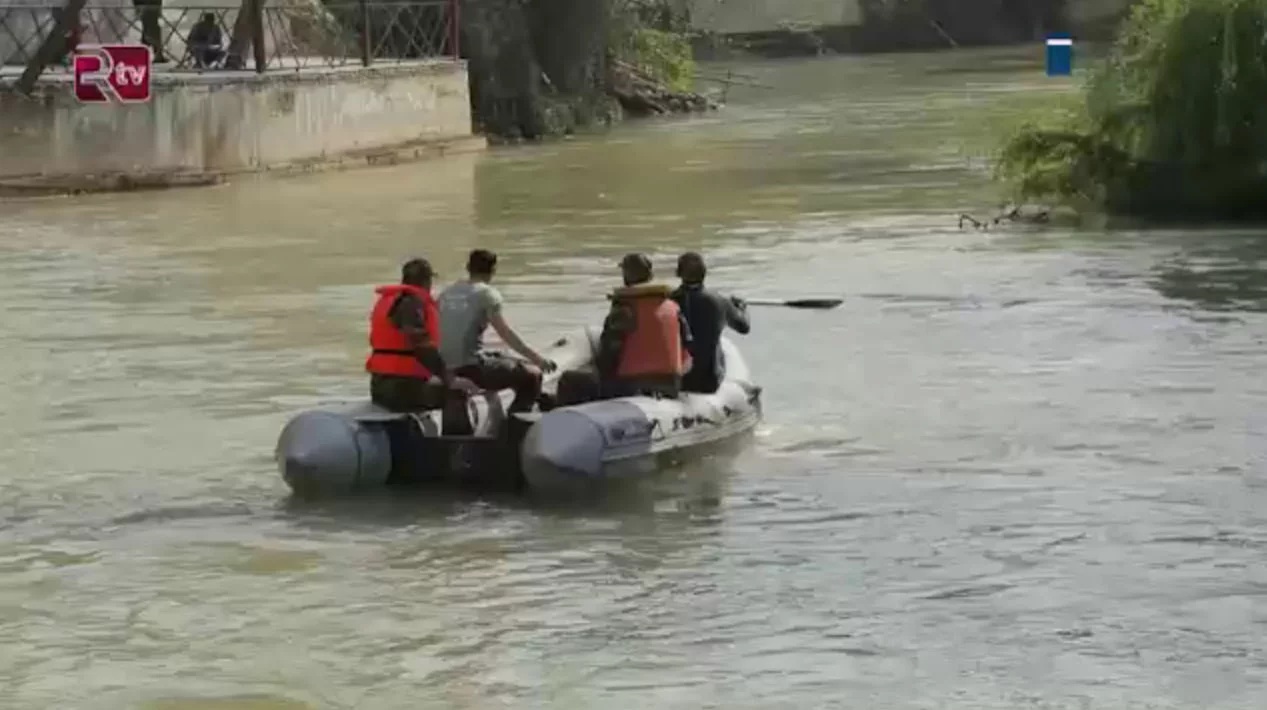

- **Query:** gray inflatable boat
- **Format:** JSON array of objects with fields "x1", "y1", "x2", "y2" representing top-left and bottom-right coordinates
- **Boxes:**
[{"x1": 274, "y1": 327, "x2": 762, "y2": 496}]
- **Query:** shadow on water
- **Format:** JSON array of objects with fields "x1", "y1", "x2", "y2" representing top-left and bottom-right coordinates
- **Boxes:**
[
  {"x1": 1149, "y1": 231, "x2": 1267, "y2": 313},
  {"x1": 272, "y1": 457, "x2": 733, "y2": 534}
]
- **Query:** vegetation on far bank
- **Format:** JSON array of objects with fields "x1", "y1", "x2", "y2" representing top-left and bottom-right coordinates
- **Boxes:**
[
  {"x1": 458, "y1": 0, "x2": 706, "y2": 141},
  {"x1": 993, "y1": 0, "x2": 1267, "y2": 221},
  {"x1": 604, "y1": 0, "x2": 714, "y2": 118},
  {"x1": 609, "y1": 0, "x2": 695, "y2": 93}
]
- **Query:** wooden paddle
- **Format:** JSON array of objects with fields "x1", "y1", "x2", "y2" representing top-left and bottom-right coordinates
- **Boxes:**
[{"x1": 744, "y1": 297, "x2": 843, "y2": 310}]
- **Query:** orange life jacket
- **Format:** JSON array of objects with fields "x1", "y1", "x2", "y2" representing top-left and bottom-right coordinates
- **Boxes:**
[
  {"x1": 613, "y1": 283, "x2": 692, "y2": 379},
  {"x1": 365, "y1": 284, "x2": 439, "y2": 379}
]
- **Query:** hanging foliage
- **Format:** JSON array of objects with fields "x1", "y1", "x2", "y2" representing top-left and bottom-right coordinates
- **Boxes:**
[{"x1": 994, "y1": 0, "x2": 1267, "y2": 219}]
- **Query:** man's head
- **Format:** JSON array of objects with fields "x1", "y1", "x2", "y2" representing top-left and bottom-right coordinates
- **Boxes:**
[
  {"x1": 400, "y1": 257, "x2": 434, "y2": 288},
  {"x1": 676, "y1": 251, "x2": 706, "y2": 285},
  {"x1": 619, "y1": 253, "x2": 654, "y2": 287},
  {"x1": 199, "y1": 11, "x2": 215, "y2": 23},
  {"x1": 466, "y1": 249, "x2": 498, "y2": 281}
]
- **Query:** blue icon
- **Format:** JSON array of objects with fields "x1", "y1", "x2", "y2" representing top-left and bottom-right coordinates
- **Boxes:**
[{"x1": 1046, "y1": 34, "x2": 1072, "y2": 76}]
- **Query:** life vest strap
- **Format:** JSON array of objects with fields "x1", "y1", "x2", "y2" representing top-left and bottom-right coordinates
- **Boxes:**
[{"x1": 372, "y1": 348, "x2": 415, "y2": 357}]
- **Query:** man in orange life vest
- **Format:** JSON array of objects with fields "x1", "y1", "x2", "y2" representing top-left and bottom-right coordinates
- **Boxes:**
[
  {"x1": 366, "y1": 258, "x2": 477, "y2": 412},
  {"x1": 557, "y1": 253, "x2": 693, "y2": 404}
]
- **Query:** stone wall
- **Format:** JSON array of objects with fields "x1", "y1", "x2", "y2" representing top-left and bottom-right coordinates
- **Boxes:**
[{"x1": 0, "y1": 60, "x2": 478, "y2": 185}]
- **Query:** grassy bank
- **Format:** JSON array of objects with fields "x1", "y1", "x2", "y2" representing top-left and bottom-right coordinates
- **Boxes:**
[{"x1": 993, "y1": 0, "x2": 1267, "y2": 221}]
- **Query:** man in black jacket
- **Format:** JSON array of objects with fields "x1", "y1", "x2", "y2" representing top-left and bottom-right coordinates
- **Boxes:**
[{"x1": 670, "y1": 252, "x2": 750, "y2": 394}]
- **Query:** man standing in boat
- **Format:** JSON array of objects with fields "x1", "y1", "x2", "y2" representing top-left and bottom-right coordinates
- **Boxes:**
[
  {"x1": 436, "y1": 249, "x2": 557, "y2": 430},
  {"x1": 671, "y1": 251, "x2": 751, "y2": 394},
  {"x1": 367, "y1": 258, "x2": 477, "y2": 412}
]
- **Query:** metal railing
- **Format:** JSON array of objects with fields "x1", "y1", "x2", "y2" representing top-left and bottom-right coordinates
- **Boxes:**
[{"x1": 0, "y1": 0, "x2": 459, "y2": 79}]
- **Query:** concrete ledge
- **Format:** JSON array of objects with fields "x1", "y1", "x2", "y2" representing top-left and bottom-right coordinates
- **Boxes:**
[
  {"x1": 0, "y1": 58, "x2": 467, "y2": 91},
  {"x1": 0, "y1": 133, "x2": 486, "y2": 196},
  {"x1": 0, "y1": 58, "x2": 478, "y2": 193}
]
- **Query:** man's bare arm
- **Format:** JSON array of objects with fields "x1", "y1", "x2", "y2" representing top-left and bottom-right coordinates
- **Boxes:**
[{"x1": 489, "y1": 312, "x2": 549, "y2": 369}]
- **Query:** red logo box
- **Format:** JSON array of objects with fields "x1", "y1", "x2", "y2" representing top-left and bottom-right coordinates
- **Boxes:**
[{"x1": 72, "y1": 44, "x2": 153, "y2": 103}]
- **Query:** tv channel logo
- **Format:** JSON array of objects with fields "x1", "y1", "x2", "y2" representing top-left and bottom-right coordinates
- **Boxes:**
[
  {"x1": 73, "y1": 44, "x2": 153, "y2": 103},
  {"x1": 1046, "y1": 34, "x2": 1073, "y2": 77}
]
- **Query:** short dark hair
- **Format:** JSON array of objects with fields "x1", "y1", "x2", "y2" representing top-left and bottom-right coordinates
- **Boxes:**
[
  {"x1": 619, "y1": 253, "x2": 653, "y2": 284},
  {"x1": 467, "y1": 249, "x2": 497, "y2": 276},
  {"x1": 676, "y1": 251, "x2": 706, "y2": 283},
  {"x1": 401, "y1": 257, "x2": 434, "y2": 285}
]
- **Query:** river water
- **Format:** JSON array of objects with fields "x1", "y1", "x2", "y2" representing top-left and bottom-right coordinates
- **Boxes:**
[{"x1": 3, "y1": 48, "x2": 1267, "y2": 710}]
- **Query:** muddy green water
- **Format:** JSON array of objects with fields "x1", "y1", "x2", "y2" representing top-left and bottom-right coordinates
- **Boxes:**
[{"x1": 2, "y1": 48, "x2": 1266, "y2": 709}]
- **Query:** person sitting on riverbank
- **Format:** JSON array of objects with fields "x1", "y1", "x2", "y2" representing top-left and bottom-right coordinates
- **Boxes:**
[
  {"x1": 366, "y1": 258, "x2": 476, "y2": 414},
  {"x1": 188, "y1": 13, "x2": 225, "y2": 68},
  {"x1": 436, "y1": 249, "x2": 557, "y2": 431},
  {"x1": 671, "y1": 252, "x2": 750, "y2": 394},
  {"x1": 556, "y1": 253, "x2": 693, "y2": 406}
]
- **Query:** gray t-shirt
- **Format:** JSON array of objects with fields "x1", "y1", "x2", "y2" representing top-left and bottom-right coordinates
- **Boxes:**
[{"x1": 436, "y1": 280, "x2": 504, "y2": 368}]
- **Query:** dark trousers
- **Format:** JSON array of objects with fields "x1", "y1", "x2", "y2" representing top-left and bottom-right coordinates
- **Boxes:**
[
  {"x1": 192, "y1": 46, "x2": 225, "y2": 68},
  {"x1": 370, "y1": 374, "x2": 491, "y2": 440},
  {"x1": 555, "y1": 369, "x2": 680, "y2": 406},
  {"x1": 455, "y1": 352, "x2": 543, "y2": 415},
  {"x1": 138, "y1": 9, "x2": 166, "y2": 61},
  {"x1": 370, "y1": 374, "x2": 446, "y2": 411}
]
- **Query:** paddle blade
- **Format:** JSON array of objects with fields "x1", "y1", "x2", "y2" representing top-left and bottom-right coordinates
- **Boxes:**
[{"x1": 746, "y1": 297, "x2": 843, "y2": 309}]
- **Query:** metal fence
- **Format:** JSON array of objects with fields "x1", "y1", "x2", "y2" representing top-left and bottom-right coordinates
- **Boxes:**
[{"x1": 0, "y1": 0, "x2": 459, "y2": 75}]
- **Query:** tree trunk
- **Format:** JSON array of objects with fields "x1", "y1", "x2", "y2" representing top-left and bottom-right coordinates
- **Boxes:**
[
  {"x1": 224, "y1": 0, "x2": 258, "y2": 70},
  {"x1": 16, "y1": 0, "x2": 89, "y2": 94}
]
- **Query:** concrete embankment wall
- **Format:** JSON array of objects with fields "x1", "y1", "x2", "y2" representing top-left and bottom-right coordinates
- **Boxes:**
[{"x1": 0, "y1": 61, "x2": 481, "y2": 189}]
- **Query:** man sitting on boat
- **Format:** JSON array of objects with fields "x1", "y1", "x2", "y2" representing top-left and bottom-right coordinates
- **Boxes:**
[
  {"x1": 366, "y1": 258, "x2": 477, "y2": 412},
  {"x1": 671, "y1": 251, "x2": 751, "y2": 394},
  {"x1": 437, "y1": 249, "x2": 558, "y2": 431},
  {"x1": 557, "y1": 253, "x2": 693, "y2": 405}
]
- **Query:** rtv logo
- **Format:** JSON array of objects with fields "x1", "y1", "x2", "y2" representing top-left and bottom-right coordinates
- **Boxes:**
[{"x1": 73, "y1": 45, "x2": 153, "y2": 103}]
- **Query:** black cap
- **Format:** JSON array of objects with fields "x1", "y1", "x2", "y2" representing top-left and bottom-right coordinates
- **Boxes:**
[
  {"x1": 401, "y1": 258, "x2": 435, "y2": 283},
  {"x1": 619, "y1": 252, "x2": 653, "y2": 274},
  {"x1": 676, "y1": 251, "x2": 706, "y2": 282}
]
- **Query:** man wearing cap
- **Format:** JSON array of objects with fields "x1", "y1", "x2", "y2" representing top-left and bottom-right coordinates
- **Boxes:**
[
  {"x1": 671, "y1": 251, "x2": 750, "y2": 394},
  {"x1": 366, "y1": 258, "x2": 476, "y2": 412},
  {"x1": 558, "y1": 253, "x2": 692, "y2": 405}
]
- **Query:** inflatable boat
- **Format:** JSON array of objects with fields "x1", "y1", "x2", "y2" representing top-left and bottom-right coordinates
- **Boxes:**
[{"x1": 274, "y1": 327, "x2": 762, "y2": 496}]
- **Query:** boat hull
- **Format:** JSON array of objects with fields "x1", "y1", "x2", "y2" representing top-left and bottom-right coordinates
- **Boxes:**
[{"x1": 519, "y1": 336, "x2": 762, "y2": 493}]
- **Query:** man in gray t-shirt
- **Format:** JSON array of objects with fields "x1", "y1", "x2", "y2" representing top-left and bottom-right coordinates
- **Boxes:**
[
  {"x1": 437, "y1": 278, "x2": 503, "y2": 369},
  {"x1": 436, "y1": 249, "x2": 557, "y2": 422}
]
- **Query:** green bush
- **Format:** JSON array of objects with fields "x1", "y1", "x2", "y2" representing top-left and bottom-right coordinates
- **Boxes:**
[
  {"x1": 994, "y1": 0, "x2": 1267, "y2": 219},
  {"x1": 624, "y1": 27, "x2": 694, "y2": 92},
  {"x1": 609, "y1": 0, "x2": 695, "y2": 92}
]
